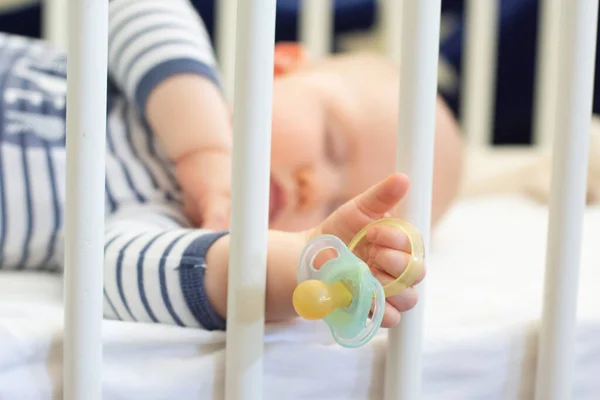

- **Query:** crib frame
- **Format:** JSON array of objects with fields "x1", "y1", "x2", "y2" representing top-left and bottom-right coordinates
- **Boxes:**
[{"x1": 59, "y1": 0, "x2": 597, "y2": 399}]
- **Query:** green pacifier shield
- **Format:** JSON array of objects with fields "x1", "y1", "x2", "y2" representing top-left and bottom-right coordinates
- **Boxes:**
[{"x1": 296, "y1": 235, "x2": 385, "y2": 348}]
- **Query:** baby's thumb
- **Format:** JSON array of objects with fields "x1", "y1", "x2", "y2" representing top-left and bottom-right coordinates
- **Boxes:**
[
  {"x1": 353, "y1": 173, "x2": 410, "y2": 217},
  {"x1": 314, "y1": 173, "x2": 410, "y2": 243}
]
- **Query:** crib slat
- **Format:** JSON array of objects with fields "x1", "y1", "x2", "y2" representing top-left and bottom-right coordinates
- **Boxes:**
[
  {"x1": 534, "y1": 0, "x2": 599, "y2": 398},
  {"x1": 224, "y1": 0, "x2": 277, "y2": 399},
  {"x1": 43, "y1": 0, "x2": 69, "y2": 50},
  {"x1": 379, "y1": 0, "x2": 403, "y2": 64},
  {"x1": 383, "y1": 1, "x2": 441, "y2": 399},
  {"x1": 533, "y1": 0, "x2": 562, "y2": 149},
  {"x1": 215, "y1": 0, "x2": 238, "y2": 101},
  {"x1": 461, "y1": 0, "x2": 500, "y2": 147},
  {"x1": 300, "y1": 0, "x2": 333, "y2": 59},
  {"x1": 63, "y1": 0, "x2": 108, "y2": 399}
]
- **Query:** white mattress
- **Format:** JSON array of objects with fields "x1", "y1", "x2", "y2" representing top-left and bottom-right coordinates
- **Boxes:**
[{"x1": 1, "y1": 195, "x2": 599, "y2": 399}]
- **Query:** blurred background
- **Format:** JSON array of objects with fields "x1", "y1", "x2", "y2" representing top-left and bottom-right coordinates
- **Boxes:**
[{"x1": 3, "y1": 0, "x2": 600, "y2": 146}]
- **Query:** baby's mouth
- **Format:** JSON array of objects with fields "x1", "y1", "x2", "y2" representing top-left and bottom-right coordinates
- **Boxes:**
[{"x1": 269, "y1": 177, "x2": 286, "y2": 222}]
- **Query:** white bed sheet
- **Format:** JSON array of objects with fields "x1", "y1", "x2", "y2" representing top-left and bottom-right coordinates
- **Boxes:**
[{"x1": 0, "y1": 194, "x2": 599, "y2": 400}]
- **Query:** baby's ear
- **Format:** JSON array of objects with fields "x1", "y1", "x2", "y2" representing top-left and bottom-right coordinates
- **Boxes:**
[{"x1": 274, "y1": 42, "x2": 307, "y2": 76}]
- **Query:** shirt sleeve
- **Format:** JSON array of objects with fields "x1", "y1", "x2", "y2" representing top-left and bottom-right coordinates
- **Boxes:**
[
  {"x1": 102, "y1": 203, "x2": 228, "y2": 330},
  {"x1": 107, "y1": 0, "x2": 221, "y2": 117}
]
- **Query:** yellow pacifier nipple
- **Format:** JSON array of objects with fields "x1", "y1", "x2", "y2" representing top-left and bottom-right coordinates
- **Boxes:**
[{"x1": 293, "y1": 280, "x2": 353, "y2": 320}]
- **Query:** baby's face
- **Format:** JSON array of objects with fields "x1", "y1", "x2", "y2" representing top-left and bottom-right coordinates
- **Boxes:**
[{"x1": 267, "y1": 52, "x2": 400, "y2": 231}]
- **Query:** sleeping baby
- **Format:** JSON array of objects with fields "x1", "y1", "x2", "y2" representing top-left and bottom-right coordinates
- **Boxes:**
[{"x1": 0, "y1": 0, "x2": 463, "y2": 331}]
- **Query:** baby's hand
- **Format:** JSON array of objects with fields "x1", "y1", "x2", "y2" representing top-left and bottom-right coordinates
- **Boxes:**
[
  {"x1": 175, "y1": 149, "x2": 231, "y2": 230},
  {"x1": 308, "y1": 173, "x2": 425, "y2": 328}
]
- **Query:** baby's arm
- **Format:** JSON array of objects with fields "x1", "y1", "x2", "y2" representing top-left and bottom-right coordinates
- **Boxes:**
[
  {"x1": 103, "y1": 204, "x2": 229, "y2": 329},
  {"x1": 108, "y1": 0, "x2": 232, "y2": 228},
  {"x1": 203, "y1": 174, "x2": 424, "y2": 328},
  {"x1": 103, "y1": 174, "x2": 422, "y2": 330}
]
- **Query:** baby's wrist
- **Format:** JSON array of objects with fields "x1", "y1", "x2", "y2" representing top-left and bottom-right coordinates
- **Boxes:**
[{"x1": 203, "y1": 229, "x2": 314, "y2": 324}]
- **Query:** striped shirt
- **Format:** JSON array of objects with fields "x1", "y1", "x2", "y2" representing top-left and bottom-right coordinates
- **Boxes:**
[{"x1": 0, "y1": 0, "x2": 228, "y2": 330}]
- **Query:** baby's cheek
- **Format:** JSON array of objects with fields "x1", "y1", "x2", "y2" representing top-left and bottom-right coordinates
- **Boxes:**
[
  {"x1": 275, "y1": 146, "x2": 319, "y2": 172},
  {"x1": 272, "y1": 124, "x2": 323, "y2": 166}
]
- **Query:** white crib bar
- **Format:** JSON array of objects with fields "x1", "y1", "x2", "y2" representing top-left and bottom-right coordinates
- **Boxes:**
[
  {"x1": 300, "y1": 0, "x2": 333, "y2": 59},
  {"x1": 63, "y1": 0, "x2": 108, "y2": 399},
  {"x1": 215, "y1": 0, "x2": 238, "y2": 101},
  {"x1": 534, "y1": 0, "x2": 599, "y2": 398},
  {"x1": 224, "y1": 0, "x2": 277, "y2": 399},
  {"x1": 532, "y1": 0, "x2": 562, "y2": 149},
  {"x1": 379, "y1": 0, "x2": 403, "y2": 64},
  {"x1": 461, "y1": 0, "x2": 499, "y2": 148},
  {"x1": 383, "y1": 1, "x2": 441, "y2": 399},
  {"x1": 43, "y1": 0, "x2": 68, "y2": 50}
]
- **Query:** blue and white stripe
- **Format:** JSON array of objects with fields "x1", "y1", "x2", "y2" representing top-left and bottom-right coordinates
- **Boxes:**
[
  {"x1": 103, "y1": 205, "x2": 227, "y2": 329},
  {"x1": 108, "y1": 0, "x2": 220, "y2": 115}
]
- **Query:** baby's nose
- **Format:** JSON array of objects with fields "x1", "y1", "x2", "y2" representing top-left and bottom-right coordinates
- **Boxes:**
[{"x1": 295, "y1": 166, "x2": 331, "y2": 212}]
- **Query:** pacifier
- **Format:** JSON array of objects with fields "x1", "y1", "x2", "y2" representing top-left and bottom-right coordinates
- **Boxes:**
[{"x1": 292, "y1": 218, "x2": 425, "y2": 348}]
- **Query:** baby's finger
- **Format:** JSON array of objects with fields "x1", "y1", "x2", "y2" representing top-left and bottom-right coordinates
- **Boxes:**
[
  {"x1": 380, "y1": 303, "x2": 401, "y2": 328},
  {"x1": 386, "y1": 287, "x2": 419, "y2": 314},
  {"x1": 201, "y1": 197, "x2": 230, "y2": 230},
  {"x1": 352, "y1": 173, "x2": 410, "y2": 219},
  {"x1": 366, "y1": 225, "x2": 411, "y2": 253},
  {"x1": 370, "y1": 257, "x2": 425, "y2": 296},
  {"x1": 368, "y1": 246, "x2": 410, "y2": 279},
  {"x1": 371, "y1": 288, "x2": 419, "y2": 328}
]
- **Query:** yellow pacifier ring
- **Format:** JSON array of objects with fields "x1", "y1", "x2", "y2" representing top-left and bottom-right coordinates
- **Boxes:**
[{"x1": 347, "y1": 217, "x2": 425, "y2": 297}]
